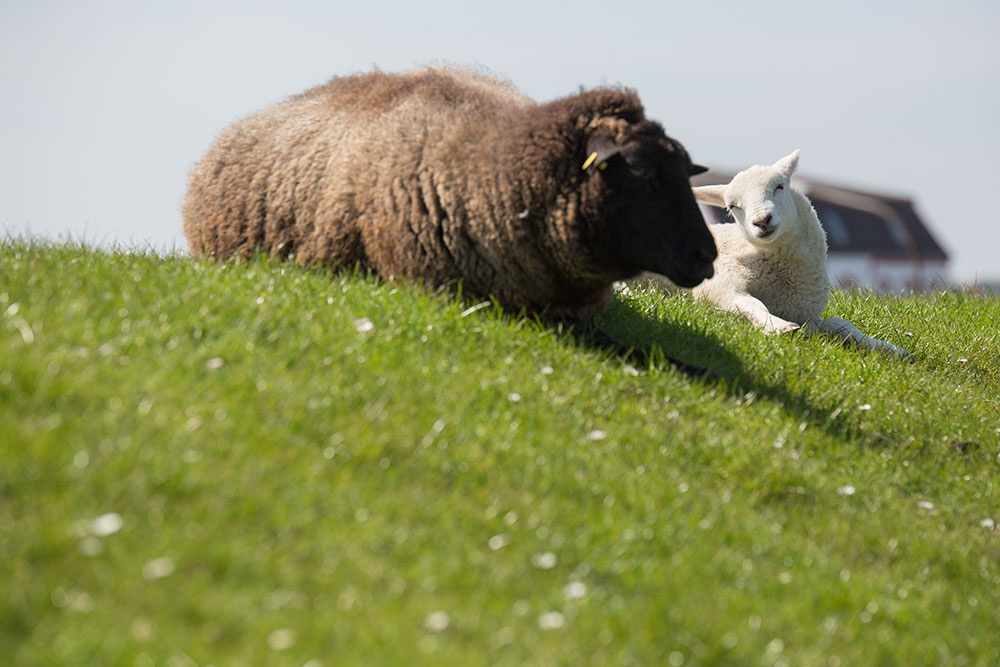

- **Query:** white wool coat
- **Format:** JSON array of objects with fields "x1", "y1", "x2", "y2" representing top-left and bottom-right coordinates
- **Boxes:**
[{"x1": 692, "y1": 189, "x2": 831, "y2": 325}]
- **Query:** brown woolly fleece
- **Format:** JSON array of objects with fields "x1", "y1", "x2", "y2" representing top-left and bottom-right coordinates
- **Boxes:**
[{"x1": 183, "y1": 67, "x2": 715, "y2": 318}]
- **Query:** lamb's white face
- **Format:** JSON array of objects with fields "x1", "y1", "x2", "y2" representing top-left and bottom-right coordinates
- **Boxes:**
[
  {"x1": 724, "y1": 151, "x2": 799, "y2": 246},
  {"x1": 693, "y1": 150, "x2": 801, "y2": 248}
]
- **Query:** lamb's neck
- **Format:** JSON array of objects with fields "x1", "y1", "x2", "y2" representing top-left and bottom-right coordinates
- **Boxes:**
[{"x1": 783, "y1": 190, "x2": 828, "y2": 257}]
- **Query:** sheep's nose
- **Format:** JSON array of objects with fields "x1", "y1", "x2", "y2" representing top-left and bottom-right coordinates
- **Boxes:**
[
  {"x1": 686, "y1": 242, "x2": 716, "y2": 280},
  {"x1": 692, "y1": 243, "x2": 716, "y2": 264},
  {"x1": 753, "y1": 213, "x2": 772, "y2": 229}
]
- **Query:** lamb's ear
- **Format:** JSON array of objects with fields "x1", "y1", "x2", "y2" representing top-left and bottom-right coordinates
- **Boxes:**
[
  {"x1": 582, "y1": 135, "x2": 621, "y2": 174},
  {"x1": 692, "y1": 185, "x2": 727, "y2": 208},
  {"x1": 689, "y1": 163, "x2": 709, "y2": 176},
  {"x1": 774, "y1": 150, "x2": 801, "y2": 178}
]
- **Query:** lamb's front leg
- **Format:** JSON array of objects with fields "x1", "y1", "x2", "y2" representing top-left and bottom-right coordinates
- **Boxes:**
[
  {"x1": 807, "y1": 316, "x2": 911, "y2": 358},
  {"x1": 721, "y1": 293, "x2": 800, "y2": 335}
]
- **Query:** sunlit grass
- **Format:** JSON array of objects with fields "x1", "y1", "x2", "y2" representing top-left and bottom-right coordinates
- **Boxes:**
[{"x1": 2, "y1": 239, "x2": 998, "y2": 665}]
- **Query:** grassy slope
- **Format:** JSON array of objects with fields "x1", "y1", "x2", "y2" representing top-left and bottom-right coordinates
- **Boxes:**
[{"x1": 2, "y1": 240, "x2": 998, "y2": 666}]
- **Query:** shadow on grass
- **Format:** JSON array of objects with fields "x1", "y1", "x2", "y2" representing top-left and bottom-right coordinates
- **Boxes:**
[
  {"x1": 296, "y1": 265, "x2": 955, "y2": 449},
  {"x1": 585, "y1": 295, "x2": 883, "y2": 447}
]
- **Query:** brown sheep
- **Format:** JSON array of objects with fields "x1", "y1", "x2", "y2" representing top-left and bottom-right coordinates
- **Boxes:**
[{"x1": 183, "y1": 67, "x2": 716, "y2": 321}]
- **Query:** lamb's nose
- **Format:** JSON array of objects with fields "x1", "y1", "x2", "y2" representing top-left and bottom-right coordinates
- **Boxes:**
[{"x1": 753, "y1": 213, "x2": 772, "y2": 229}]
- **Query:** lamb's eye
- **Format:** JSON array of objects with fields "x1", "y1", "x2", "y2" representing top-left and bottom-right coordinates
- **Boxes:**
[
  {"x1": 728, "y1": 205, "x2": 743, "y2": 215},
  {"x1": 629, "y1": 167, "x2": 647, "y2": 177},
  {"x1": 774, "y1": 183, "x2": 784, "y2": 193}
]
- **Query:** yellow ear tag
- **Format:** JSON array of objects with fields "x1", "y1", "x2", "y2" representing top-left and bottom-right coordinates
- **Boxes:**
[
  {"x1": 598, "y1": 161, "x2": 608, "y2": 171},
  {"x1": 582, "y1": 152, "x2": 598, "y2": 171}
]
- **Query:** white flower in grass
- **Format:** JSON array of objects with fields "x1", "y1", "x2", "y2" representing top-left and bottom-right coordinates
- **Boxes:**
[
  {"x1": 538, "y1": 611, "x2": 565, "y2": 630},
  {"x1": 142, "y1": 557, "x2": 175, "y2": 581},
  {"x1": 836, "y1": 485, "x2": 856, "y2": 496},
  {"x1": 78, "y1": 537, "x2": 103, "y2": 556},
  {"x1": 488, "y1": 534, "x2": 509, "y2": 551},
  {"x1": 64, "y1": 589, "x2": 95, "y2": 613},
  {"x1": 563, "y1": 581, "x2": 586, "y2": 599},
  {"x1": 531, "y1": 552, "x2": 557, "y2": 569},
  {"x1": 917, "y1": 500, "x2": 935, "y2": 510},
  {"x1": 73, "y1": 451, "x2": 90, "y2": 469},
  {"x1": 90, "y1": 513, "x2": 123, "y2": 537},
  {"x1": 858, "y1": 404, "x2": 872, "y2": 411},
  {"x1": 980, "y1": 518, "x2": 995, "y2": 530},
  {"x1": 423, "y1": 611, "x2": 449, "y2": 632},
  {"x1": 587, "y1": 430, "x2": 607, "y2": 441},
  {"x1": 267, "y1": 628, "x2": 296, "y2": 651},
  {"x1": 130, "y1": 617, "x2": 155, "y2": 643},
  {"x1": 353, "y1": 317, "x2": 375, "y2": 333}
]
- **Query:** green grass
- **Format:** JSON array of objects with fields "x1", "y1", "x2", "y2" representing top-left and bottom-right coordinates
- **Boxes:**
[{"x1": 2, "y1": 239, "x2": 998, "y2": 666}]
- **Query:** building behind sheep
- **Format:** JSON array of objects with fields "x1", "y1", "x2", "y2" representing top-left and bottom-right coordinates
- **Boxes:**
[{"x1": 692, "y1": 168, "x2": 948, "y2": 293}]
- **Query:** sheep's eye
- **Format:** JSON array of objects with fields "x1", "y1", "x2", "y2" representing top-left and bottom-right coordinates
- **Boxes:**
[
  {"x1": 629, "y1": 167, "x2": 648, "y2": 177},
  {"x1": 727, "y1": 204, "x2": 743, "y2": 215},
  {"x1": 774, "y1": 183, "x2": 784, "y2": 193}
]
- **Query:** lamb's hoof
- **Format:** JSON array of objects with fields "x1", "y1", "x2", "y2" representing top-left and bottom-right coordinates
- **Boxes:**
[{"x1": 765, "y1": 322, "x2": 800, "y2": 336}]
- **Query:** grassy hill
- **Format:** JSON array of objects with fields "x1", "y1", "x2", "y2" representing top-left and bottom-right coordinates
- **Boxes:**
[{"x1": 3, "y1": 239, "x2": 999, "y2": 665}]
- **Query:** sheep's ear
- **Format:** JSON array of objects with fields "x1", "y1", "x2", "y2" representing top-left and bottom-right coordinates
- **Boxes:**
[
  {"x1": 583, "y1": 135, "x2": 621, "y2": 174},
  {"x1": 774, "y1": 150, "x2": 800, "y2": 178},
  {"x1": 689, "y1": 163, "x2": 709, "y2": 176},
  {"x1": 692, "y1": 185, "x2": 727, "y2": 208}
]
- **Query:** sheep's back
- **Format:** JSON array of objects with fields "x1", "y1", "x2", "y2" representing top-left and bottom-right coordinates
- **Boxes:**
[{"x1": 183, "y1": 68, "x2": 532, "y2": 275}]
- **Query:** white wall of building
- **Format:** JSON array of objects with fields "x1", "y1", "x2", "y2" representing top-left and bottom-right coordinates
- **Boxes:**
[{"x1": 828, "y1": 254, "x2": 948, "y2": 293}]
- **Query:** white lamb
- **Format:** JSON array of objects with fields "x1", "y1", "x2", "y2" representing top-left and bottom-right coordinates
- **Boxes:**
[{"x1": 687, "y1": 150, "x2": 910, "y2": 358}]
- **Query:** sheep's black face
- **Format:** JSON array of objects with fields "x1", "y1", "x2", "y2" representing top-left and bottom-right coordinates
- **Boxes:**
[{"x1": 583, "y1": 128, "x2": 716, "y2": 287}]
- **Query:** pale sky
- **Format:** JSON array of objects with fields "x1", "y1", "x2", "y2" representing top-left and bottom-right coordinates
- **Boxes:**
[{"x1": 2, "y1": 0, "x2": 998, "y2": 283}]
